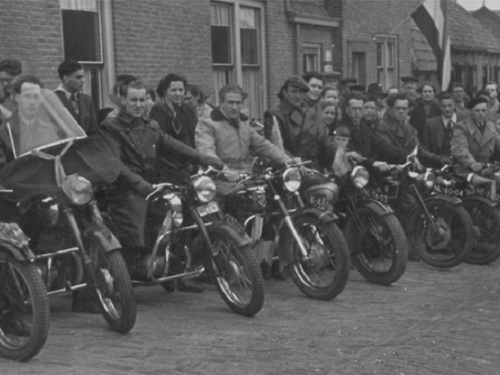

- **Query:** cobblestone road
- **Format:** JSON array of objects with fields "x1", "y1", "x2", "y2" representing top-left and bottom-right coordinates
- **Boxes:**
[{"x1": 2, "y1": 260, "x2": 500, "y2": 375}]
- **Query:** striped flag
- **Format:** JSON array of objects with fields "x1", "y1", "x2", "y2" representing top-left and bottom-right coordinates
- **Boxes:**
[{"x1": 412, "y1": 0, "x2": 451, "y2": 91}]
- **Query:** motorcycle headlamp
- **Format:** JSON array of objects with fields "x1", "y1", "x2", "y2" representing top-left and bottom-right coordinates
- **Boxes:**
[
  {"x1": 424, "y1": 169, "x2": 435, "y2": 189},
  {"x1": 62, "y1": 175, "x2": 93, "y2": 205},
  {"x1": 283, "y1": 167, "x2": 302, "y2": 192},
  {"x1": 351, "y1": 166, "x2": 369, "y2": 189},
  {"x1": 192, "y1": 176, "x2": 216, "y2": 203}
]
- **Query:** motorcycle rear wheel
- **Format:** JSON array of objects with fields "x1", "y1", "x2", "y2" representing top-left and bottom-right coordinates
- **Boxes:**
[
  {"x1": 345, "y1": 207, "x2": 408, "y2": 285},
  {"x1": 0, "y1": 254, "x2": 49, "y2": 361},
  {"x1": 286, "y1": 214, "x2": 350, "y2": 300},
  {"x1": 203, "y1": 221, "x2": 264, "y2": 317},
  {"x1": 462, "y1": 200, "x2": 500, "y2": 265},
  {"x1": 87, "y1": 242, "x2": 136, "y2": 333},
  {"x1": 406, "y1": 199, "x2": 473, "y2": 268}
]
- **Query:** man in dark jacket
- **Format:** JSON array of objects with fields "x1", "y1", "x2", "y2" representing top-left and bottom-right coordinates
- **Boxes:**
[
  {"x1": 263, "y1": 75, "x2": 334, "y2": 172},
  {"x1": 100, "y1": 80, "x2": 224, "y2": 290},
  {"x1": 55, "y1": 59, "x2": 98, "y2": 135},
  {"x1": 337, "y1": 92, "x2": 407, "y2": 166}
]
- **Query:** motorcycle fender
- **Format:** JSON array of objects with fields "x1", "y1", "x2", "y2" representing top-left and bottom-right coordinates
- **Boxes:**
[
  {"x1": 0, "y1": 243, "x2": 36, "y2": 262},
  {"x1": 462, "y1": 195, "x2": 497, "y2": 209},
  {"x1": 426, "y1": 193, "x2": 463, "y2": 206},
  {"x1": 210, "y1": 220, "x2": 252, "y2": 251},
  {"x1": 291, "y1": 206, "x2": 338, "y2": 224},
  {"x1": 85, "y1": 227, "x2": 121, "y2": 253},
  {"x1": 354, "y1": 198, "x2": 395, "y2": 217}
]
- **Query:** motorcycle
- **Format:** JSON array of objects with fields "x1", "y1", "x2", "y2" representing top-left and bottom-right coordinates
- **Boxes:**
[
  {"x1": 0, "y1": 217, "x2": 49, "y2": 361},
  {"x1": 223, "y1": 161, "x2": 351, "y2": 301},
  {"x1": 0, "y1": 89, "x2": 137, "y2": 362},
  {"x1": 103, "y1": 167, "x2": 265, "y2": 317},
  {"x1": 366, "y1": 149, "x2": 473, "y2": 268},
  {"x1": 433, "y1": 164, "x2": 500, "y2": 265},
  {"x1": 302, "y1": 163, "x2": 408, "y2": 286}
]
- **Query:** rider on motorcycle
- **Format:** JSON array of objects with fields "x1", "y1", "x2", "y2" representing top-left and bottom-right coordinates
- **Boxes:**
[
  {"x1": 195, "y1": 83, "x2": 290, "y2": 187},
  {"x1": 99, "y1": 80, "x2": 225, "y2": 291}
]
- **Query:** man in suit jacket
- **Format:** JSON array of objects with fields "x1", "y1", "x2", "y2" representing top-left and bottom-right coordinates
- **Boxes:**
[
  {"x1": 451, "y1": 96, "x2": 500, "y2": 174},
  {"x1": 55, "y1": 59, "x2": 98, "y2": 135},
  {"x1": 422, "y1": 92, "x2": 456, "y2": 163}
]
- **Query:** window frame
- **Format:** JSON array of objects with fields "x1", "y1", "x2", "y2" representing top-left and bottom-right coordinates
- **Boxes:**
[
  {"x1": 374, "y1": 35, "x2": 398, "y2": 90},
  {"x1": 302, "y1": 43, "x2": 321, "y2": 73}
]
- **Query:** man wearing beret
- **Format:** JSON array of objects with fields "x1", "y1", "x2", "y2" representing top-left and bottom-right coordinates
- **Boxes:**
[
  {"x1": 263, "y1": 75, "x2": 334, "y2": 172},
  {"x1": 451, "y1": 96, "x2": 500, "y2": 175}
]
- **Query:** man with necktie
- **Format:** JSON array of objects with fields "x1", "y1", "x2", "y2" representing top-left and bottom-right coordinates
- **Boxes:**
[
  {"x1": 55, "y1": 59, "x2": 98, "y2": 135},
  {"x1": 451, "y1": 96, "x2": 500, "y2": 174},
  {"x1": 422, "y1": 92, "x2": 456, "y2": 164}
]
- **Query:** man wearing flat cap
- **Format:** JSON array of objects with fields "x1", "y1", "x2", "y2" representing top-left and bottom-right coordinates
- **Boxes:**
[
  {"x1": 340, "y1": 77, "x2": 357, "y2": 95},
  {"x1": 263, "y1": 75, "x2": 334, "y2": 172},
  {"x1": 451, "y1": 96, "x2": 500, "y2": 174},
  {"x1": 401, "y1": 76, "x2": 418, "y2": 92}
]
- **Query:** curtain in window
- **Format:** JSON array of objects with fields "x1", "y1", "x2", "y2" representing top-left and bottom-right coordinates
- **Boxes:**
[{"x1": 60, "y1": 0, "x2": 98, "y2": 11}]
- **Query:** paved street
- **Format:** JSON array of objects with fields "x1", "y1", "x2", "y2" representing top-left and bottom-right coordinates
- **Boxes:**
[{"x1": 2, "y1": 260, "x2": 500, "y2": 375}]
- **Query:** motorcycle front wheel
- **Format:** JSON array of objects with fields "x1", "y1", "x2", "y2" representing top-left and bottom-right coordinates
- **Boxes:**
[
  {"x1": 406, "y1": 199, "x2": 473, "y2": 268},
  {"x1": 285, "y1": 214, "x2": 350, "y2": 300},
  {"x1": 462, "y1": 199, "x2": 500, "y2": 265},
  {"x1": 0, "y1": 254, "x2": 49, "y2": 361},
  {"x1": 203, "y1": 219, "x2": 264, "y2": 317},
  {"x1": 86, "y1": 239, "x2": 136, "y2": 333},
  {"x1": 345, "y1": 206, "x2": 408, "y2": 285}
]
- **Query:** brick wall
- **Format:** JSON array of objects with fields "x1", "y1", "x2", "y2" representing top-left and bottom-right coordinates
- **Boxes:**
[
  {"x1": 111, "y1": 0, "x2": 212, "y2": 94},
  {"x1": 341, "y1": 0, "x2": 415, "y2": 88},
  {"x1": 0, "y1": 0, "x2": 64, "y2": 89},
  {"x1": 265, "y1": 1, "x2": 295, "y2": 110}
]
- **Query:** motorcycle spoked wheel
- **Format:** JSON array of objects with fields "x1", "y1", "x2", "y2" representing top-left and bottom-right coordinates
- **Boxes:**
[
  {"x1": 345, "y1": 207, "x2": 408, "y2": 285},
  {"x1": 85, "y1": 238, "x2": 136, "y2": 333},
  {"x1": 203, "y1": 220, "x2": 264, "y2": 317},
  {"x1": 406, "y1": 199, "x2": 473, "y2": 268},
  {"x1": 462, "y1": 200, "x2": 500, "y2": 265},
  {"x1": 285, "y1": 214, "x2": 351, "y2": 300},
  {"x1": 0, "y1": 255, "x2": 49, "y2": 361}
]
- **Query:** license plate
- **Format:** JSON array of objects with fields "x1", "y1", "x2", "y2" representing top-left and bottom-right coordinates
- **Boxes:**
[{"x1": 197, "y1": 201, "x2": 219, "y2": 217}]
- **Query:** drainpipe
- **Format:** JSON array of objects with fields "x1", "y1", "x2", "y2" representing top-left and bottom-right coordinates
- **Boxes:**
[{"x1": 101, "y1": 0, "x2": 115, "y2": 108}]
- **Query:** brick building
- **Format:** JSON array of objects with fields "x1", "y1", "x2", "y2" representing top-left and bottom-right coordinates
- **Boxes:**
[{"x1": 1, "y1": 0, "x2": 497, "y2": 120}]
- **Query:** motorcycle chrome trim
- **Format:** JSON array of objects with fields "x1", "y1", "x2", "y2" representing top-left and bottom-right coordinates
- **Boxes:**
[
  {"x1": 46, "y1": 282, "x2": 87, "y2": 296},
  {"x1": 283, "y1": 215, "x2": 310, "y2": 259},
  {"x1": 32, "y1": 246, "x2": 79, "y2": 260},
  {"x1": 132, "y1": 265, "x2": 205, "y2": 285}
]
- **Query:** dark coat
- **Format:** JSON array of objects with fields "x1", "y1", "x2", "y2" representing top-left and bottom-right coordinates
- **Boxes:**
[
  {"x1": 422, "y1": 116, "x2": 454, "y2": 158},
  {"x1": 263, "y1": 100, "x2": 334, "y2": 171},
  {"x1": 55, "y1": 90, "x2": 98, "y2": 135},
  {"x1": 100, "y1": 110, "x2": 215, "y2": 248},
  {"x1": 376, "y1": 111, "x2": 444, "y2": 167},
  {"x1": 336, "y1": 116, "x2": 407, "y2": 164},
  {"x1": 409, "y1": 99, "x2": 441, "y2": 142}
]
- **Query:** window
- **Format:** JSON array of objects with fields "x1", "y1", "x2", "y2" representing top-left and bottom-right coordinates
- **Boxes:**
[
  {"x1": 352, "y1": 52, "x2": 366, "y2": 86},
  {"x1": 211, "y1": 1, "x2": 265, "y2": 119},
  {"x1": 302, "y1": 44, "x2": 321, "y2": 73},
  {"x1": 375, "y1": 36, "x2": 397, "y2": 90},
  {"x1": 60, "y1": 0, "x2": 104, "y2": 109}
]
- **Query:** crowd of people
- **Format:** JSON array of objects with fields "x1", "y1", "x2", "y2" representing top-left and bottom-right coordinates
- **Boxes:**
[{"x1": 1, "y1": 56, "x2": 500, "y2": 309}]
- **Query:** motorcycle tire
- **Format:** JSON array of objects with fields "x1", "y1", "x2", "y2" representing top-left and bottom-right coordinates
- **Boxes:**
[
  {"x1": 345, "y1": 206, "x2": 408, "y2": 285},
  {"x1": 0, "y1": 254, "x2": 49, "y2": 361},
  {"x1": 462, "y1": 200, "x2": 500, "y2": 265},
  {"x1": 203, "y1": 219, "x2": 264, "y2": 317},
  {"x1": 285, "y1": 214, "x2": 350, "y2": 300},
  {"x1": 406, "y1": 199, "x2": 473, "y2": 268},
  {"x1": 89, "y1": 246, "x2": 137, "y2": 334}
]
